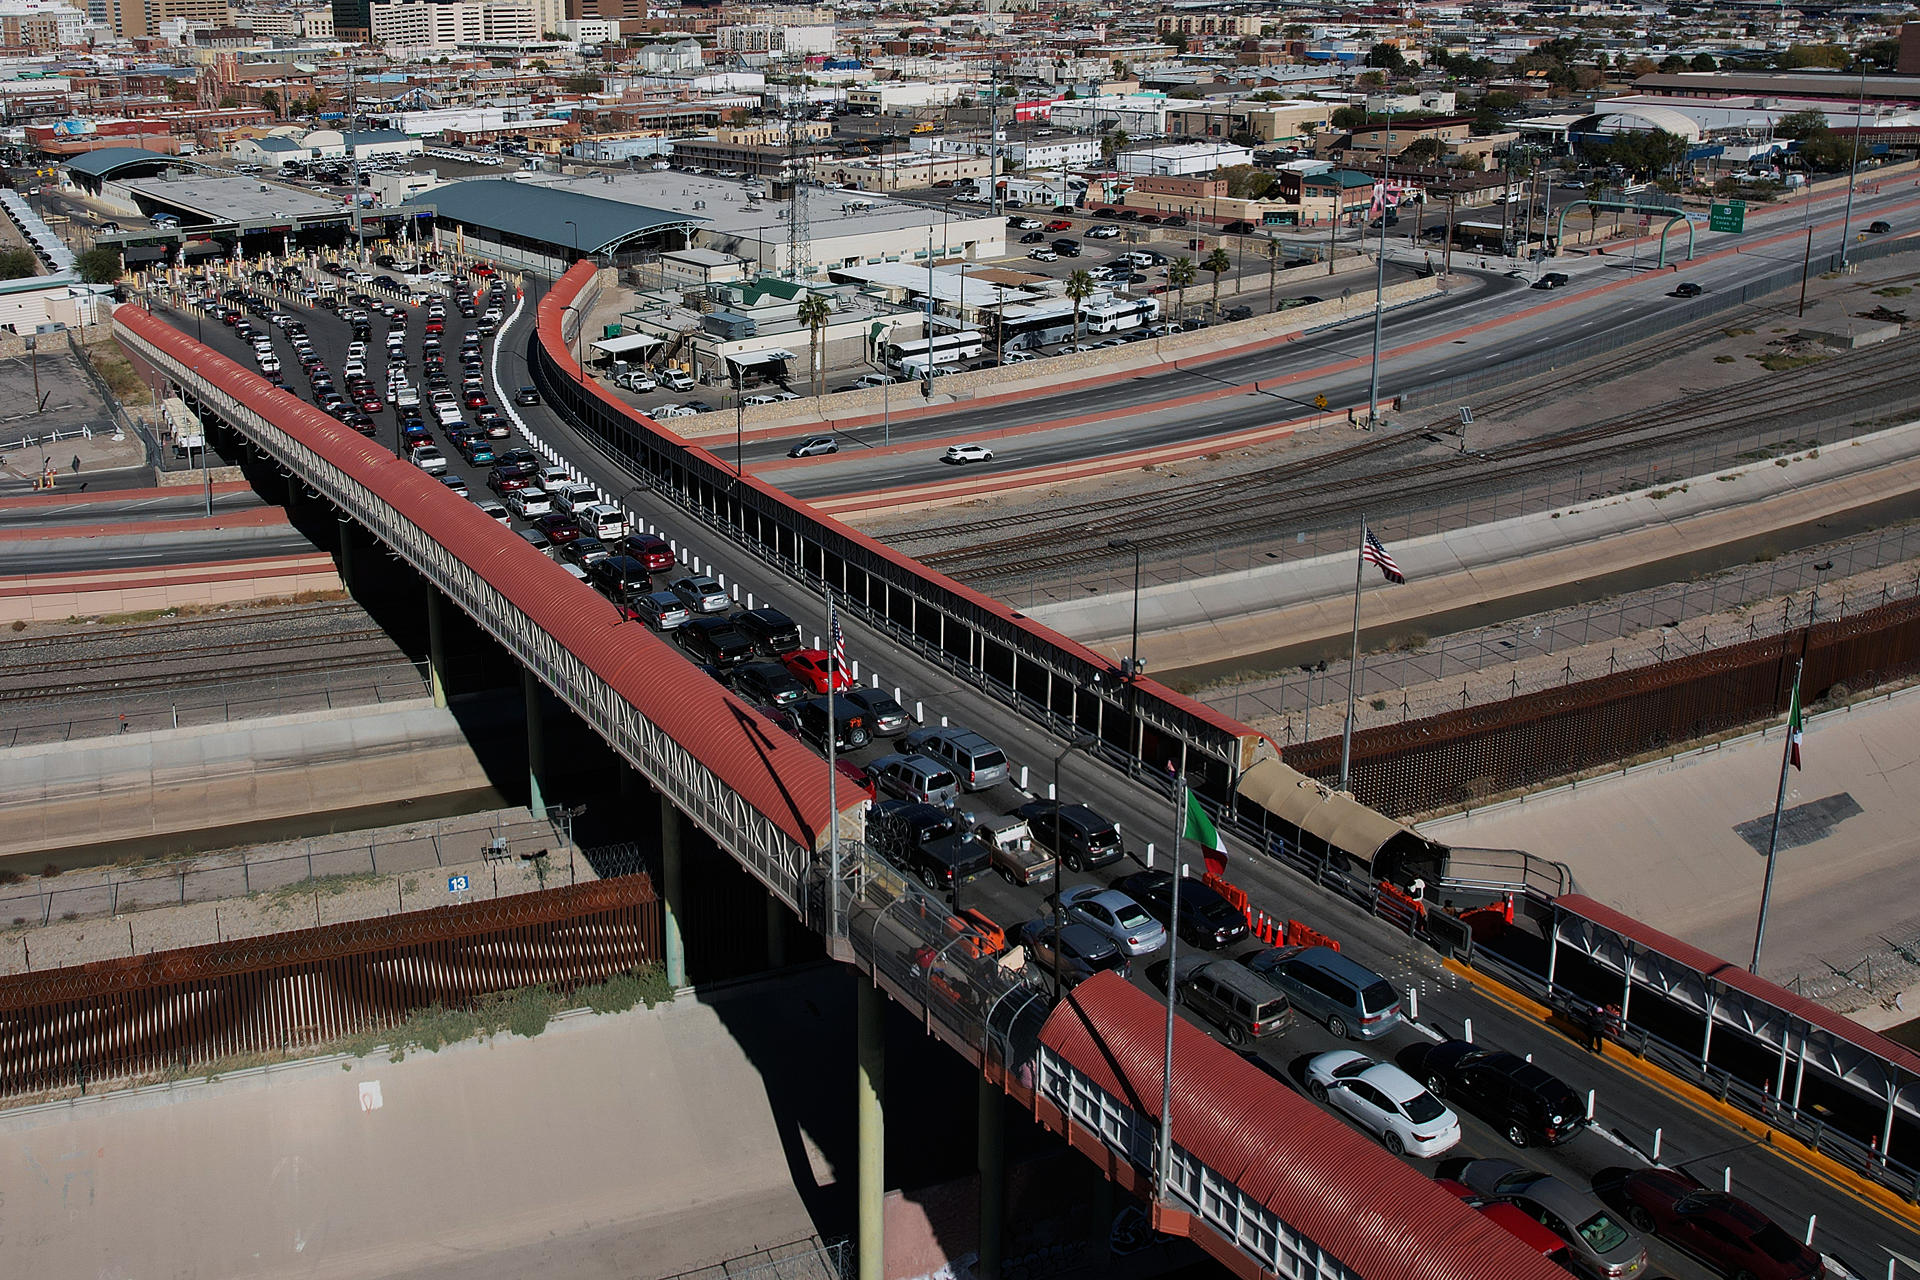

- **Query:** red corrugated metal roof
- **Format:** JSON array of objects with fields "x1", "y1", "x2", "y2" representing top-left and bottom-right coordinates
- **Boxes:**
[
  {"x1": 1557, "y1": 894, "x2": 1920, "y2": 1079},
  {"x1": 1039, "y1": 974, "x2": 1567, "y2": 1280},
  {"x1": 118, "y1": 305, "x2": 843, "y2": 852},
  {"x1": 539, "y1": 263, "x2": 1259, "y2": 757}
]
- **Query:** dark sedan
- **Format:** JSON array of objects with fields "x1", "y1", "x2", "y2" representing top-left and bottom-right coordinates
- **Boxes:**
[{"x1": 1112, "y1": 870, "x2": 1248, "y2": 949}]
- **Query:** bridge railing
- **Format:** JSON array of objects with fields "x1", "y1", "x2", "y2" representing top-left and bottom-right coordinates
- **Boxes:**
[{"x1": 115, "y1": 308, "x2": 825, "y2": 920}]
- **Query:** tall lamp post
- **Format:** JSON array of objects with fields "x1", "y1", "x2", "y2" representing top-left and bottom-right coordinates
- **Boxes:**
[
  {"x1": 563, "y1": 218, "x2": 585, "y2": 377},
  {"x1": 1839, "y1": 58, "x2": 1874, "y2": 269},
  {"x1": 1048, "y1": 733, "x2": 1100, "y2": 1000},
  {"x1": 1365, "y1": 102, "x2": 1393, "y2": 428},
  {"x1": 1108, "y1": 536, "x2": 1144, "y2": 773}
]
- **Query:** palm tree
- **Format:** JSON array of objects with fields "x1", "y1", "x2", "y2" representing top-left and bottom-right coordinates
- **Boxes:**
[
  {"x1": 796, "y1": 292, "x2": 832, "y2": 397},
  {"x1": 1584, "y1": 179, "x2": 1605, "y2": 243},
  {"x1": 1203, "y1": 247, "x2": 1232, "y2": 315},
  {"x1": 1064, "y1": 269, "x2": 1096, "y2": 346},
  {"x1": 1167, "y1": 257, "x2": 1196, "y2": 323},
  {"x1": 1265, "y1": 237, "x2": 1283, "y2": 312}
]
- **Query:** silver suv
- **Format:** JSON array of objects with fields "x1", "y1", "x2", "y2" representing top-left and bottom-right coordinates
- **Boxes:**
[
  {"x1": 901, "y1": 725, "x2": 1009, "y2": 791},
  {"x1": 867, "y1": 753, "x2": 961, "y2": 808}
]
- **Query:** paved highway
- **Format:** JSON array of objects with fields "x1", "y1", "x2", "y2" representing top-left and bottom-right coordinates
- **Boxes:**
[
  {"x1": 734, "y1": 181, "x2": 1920, "y2": 500},
  {"x1": 158, "y1": 270, "x2": 1920, "y2": 1279}
]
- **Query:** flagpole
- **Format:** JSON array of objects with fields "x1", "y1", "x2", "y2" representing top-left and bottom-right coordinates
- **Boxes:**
[
  {"x1": 1157, "y1": 774, "x2": 1185, "y2": 1207},
  {"x1": 1749, "y1": 658, "x2": 1802, "y2": 974},
  {"x1": 826, "y1": 594, "x2": 841, "y2": 937},
  {"x1": 1340, "y1": 517, "x2": 1365, "y2": 793}
]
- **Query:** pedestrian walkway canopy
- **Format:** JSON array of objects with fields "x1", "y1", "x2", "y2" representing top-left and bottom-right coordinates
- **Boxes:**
[{"x1": 1236, "y1": 756, "x2": 1446, "y2": 885}]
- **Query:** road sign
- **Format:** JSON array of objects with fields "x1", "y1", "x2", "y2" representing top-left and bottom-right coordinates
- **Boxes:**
[
  {"x1": 1313, "y1": 393, "x2": 1328, "y2": 409},
  {"x1": 448, "y1": 874, "x2": 470, "y2": 893},
  {"x1": 1708, "y1": 201, "x2": 1746, "y2": 233}
]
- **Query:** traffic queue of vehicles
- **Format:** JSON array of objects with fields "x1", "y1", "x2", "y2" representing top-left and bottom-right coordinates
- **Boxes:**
[{"x1": 176, "y1": 262, "x2": 1823, "y2": 1280}]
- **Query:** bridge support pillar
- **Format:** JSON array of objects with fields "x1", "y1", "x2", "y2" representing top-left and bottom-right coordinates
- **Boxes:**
[
  {"x1": 766, "y1": 894, "x2": 786, "y2": 970},
  {"x1": 425, "y1": 589, "x2": 447, "y2": 708},
  {"x1": 978, "y1": 1072, "x2": 1004, "y2": 1280},
  {"x1": 334, "y1": 515, "x2": 354, "y2": 592},
  {"x1": 660, "y1": 798, "x2": 686, "y2": 989},
  {"x1": 857, "y1": 977, "x2": 885, "y2": 1280},
  {"x1": 522, "y1": 668, "x2": 548, "y2": 821}
]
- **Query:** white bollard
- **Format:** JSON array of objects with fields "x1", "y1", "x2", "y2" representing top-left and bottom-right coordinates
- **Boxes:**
[
  {"x1": 670, "y1": 538, "x2": 677, "y2": 554},
  {"x1": 1463, "y1": 1018, "x2": 1473, "y2": 1044},
  {"x1": 913, "y1": 700, "x2": 923, "y2": 722},
  {"x1": 747, "y1": 592, "x2": 754, "y2": 609},
  {"x1": 1019, "y1": 766, "x2": 1029, "y2": 790},
  {"x1": 717, "y1": 573, "x2": 726, "y2": 589},
  {"x1": 1407, "y1": 988, "x2": 1418, "y2": 1022},
  {"x1": 1145, "y1": 843, "x2": 1154, "y2": 868},
  {"x1": 851, "y1": 660, "x2": 860, "y2": 680},
  {"x1": 1048, "y1": 782, "x2": 1057, "y2": 800},
  {"x1": 731, "y1": 584, "x2": 739, "y2": 602},
  {"x1": 1526, "y1": 1053, "x2": 1533, "y2": 1062},
  {"x1": 893, "y1": 687, "x2": 902, "y2": 704},
  {"x1": 1585, "y1": 1089, "x2": 1595, "y2": 1121},
  {"x1": 871, "y1": 673, "x2": 882, "y2": 689},
  {"x1": 940, "y1": 715, "x2": 949, "y2": 727},
  {"x1": 1805, "y1": 1215, "x2": 1816, "y2": 1247},
  {"x1": 1723, "y1": 1167, "x2": 1731, "y2": 1192},
  {"x1": 1179, "y1": 860, "x2": 1190, "y2": 877},
  {"x1": 814, "y1": 634, "x2": 822, "y2": 650},
  {"x1": 1652, "y1": 1128, "x2": 1662, "y2": 1161}
]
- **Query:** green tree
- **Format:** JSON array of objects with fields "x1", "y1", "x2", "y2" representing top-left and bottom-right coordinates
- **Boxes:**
[
  {"x1": 1472, "y1": 92, "x2": 1518, "y2": 136},
  {"x1": 1265, "y1": 236, "x2": 1283, "y2": 312},
  {"x1": 1099, "y1": 127, "x2": 1130, "y2": 165},
  {"x1": 795, "y1": 292, "x2": 833, "y2": 397},
  {"x1": 1400, "y1": 136, "x2": 1445, "y2": 165},
  {"x1": 1776, "y1": 43, "x2": 1849, "y2": 69},
  {"x1": 259, "y1": 88, "x2": 280, "y2": 115},
  {"x1": 562, "y1": 74, "x2": 606, "y2": 94},
  {"x1": 166, "y1": 79, "x2": 195, "y2": 102},
  {"x1": 1657, "y1": 54, "x2": 1688, "y2": 73},
  {"x1": 1775, "y1": 108, "x2": 1828, "y2": 140},
  {"x1": 0, "y1": 246, "x2": 34, "y2": 279},
  {"x1": 76, "y1": 246, "x2": 121, "y2": 284},
  {"x1": 1064, "y1": 268, "x2": 1096, "y2": 345},
  {"x1": 1366, "y1": 42, "x2": 1406, "y2": 72},
  {"x1": 1583, "y1": 179, "x2": 1605, "y2": 239},
  {"x1": 218, "y1": 94, "x2": 238, "y2": 109},
  {"x1": 1167, "y1": 30, "x2": 1187, "y2": 53},
  {"x1": 1689, "y1": 53, "x2": 1718, "y2": 71},
  {"x1": 1203, "y1": 247, "x2": 1231, "y2": 315},
  {"x1": 1214, "y1": 164, "x2": 1275, "y2": 199},
  {"x1": 1167, "y1": 256, "x2": 1196, "y2": 321}
]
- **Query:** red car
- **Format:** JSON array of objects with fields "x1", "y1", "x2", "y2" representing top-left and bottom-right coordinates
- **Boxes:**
[
  {"x1": 357, "y1": 394, "x2": 383, "y2": 413},
  {"x1": 1614, "y1": 1169, "x2": 1821, "y2": 1280},
  {"x1": 618, "y1": 533, "x2": 676, "y2": 572},
  {"x1": 1045, "y1": 219, "x2": 1073, "y2": 231},
  {"x1": 463, "y1": 389, "x2": 489, "y2": 408},
  {"x1": 424, "y1": 320, "x2": 443, "y2": 336},
  {"x1": 782, "y1": 648, "x2": 852, "y2": 694},
  {"x1": 835, "y1": 758, "x2": 876, "y2": 803},
  {"x1": 533, "y1": 513, "x2": 582, "y2": 543},
  {"x1": 1433, "y1": 1180, "x2": 1568, "y2": 1262}
]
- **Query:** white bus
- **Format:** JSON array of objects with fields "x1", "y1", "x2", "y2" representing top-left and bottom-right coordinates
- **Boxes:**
[{"x1": 883, "y1": 329, "x2": 985, "y2": 373}]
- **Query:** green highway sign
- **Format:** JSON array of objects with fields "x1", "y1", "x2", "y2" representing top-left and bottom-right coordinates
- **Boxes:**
[{"x1": 1708, "y1": 201, "x2": 1747, "y2": 233}]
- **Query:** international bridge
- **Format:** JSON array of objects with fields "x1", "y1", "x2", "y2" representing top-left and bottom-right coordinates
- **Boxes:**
[{"x1": 110, "y1": 259, "x2": 1920, "y2": 1280}]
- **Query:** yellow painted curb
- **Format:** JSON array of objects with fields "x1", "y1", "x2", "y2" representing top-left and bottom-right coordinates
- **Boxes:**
[{"x1": 1442, "y1": 959, "x2": 1920, "y2": 1230}]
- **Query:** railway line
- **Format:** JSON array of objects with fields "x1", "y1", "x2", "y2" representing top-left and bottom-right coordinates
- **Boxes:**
[
  {"x1": 911, "y1": 331, "x2": 1920, "y2": 587},
  {"x1": 0, "y1": 632, "x2": 410, "y2": 703}
]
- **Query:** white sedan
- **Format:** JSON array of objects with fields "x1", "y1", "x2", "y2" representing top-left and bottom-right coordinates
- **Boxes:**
[
  {"x1": 1305, "y1": 1050, "x2": 1461, "y2": 1159},
  {"x1": 655, "y1": 403, "x2": 696, "y2": 419},
  {"x1": 942, "y1": 444, "x2": 995, "y2": 464}
]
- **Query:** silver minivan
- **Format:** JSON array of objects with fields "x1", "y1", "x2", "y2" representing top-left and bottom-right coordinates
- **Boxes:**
[
  {"x1": 1243, "y1": 945, "x2": 1402, "y2": 1040},
  {"x1": 901, "y1": 726, "x2": 1009, "y2": 791},
  {"x1": 867, "y1": 753, "x2": 961, "y2": 808}
]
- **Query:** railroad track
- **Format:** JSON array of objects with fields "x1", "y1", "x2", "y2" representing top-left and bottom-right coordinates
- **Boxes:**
[
  {"x1": 0, "y1": 638, "x2": 413, "y2": 703},
  {"x1": 5, "y1": 601, "x2": 360, "y2": 654},
  {"x1": 0, "y1": 627, "x2": 393, "y2": 683},
  {"x1": 924, "y1": 336, "x2": 1920, "y2": 584}
]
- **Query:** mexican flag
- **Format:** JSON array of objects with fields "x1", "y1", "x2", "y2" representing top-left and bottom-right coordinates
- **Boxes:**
[
  {"x1": 1185, "y1": 789, "x2": 1229, "y2": 877},
  {"x1": 1788, "y1": 680, "x2": 1803, "y2": 771}
]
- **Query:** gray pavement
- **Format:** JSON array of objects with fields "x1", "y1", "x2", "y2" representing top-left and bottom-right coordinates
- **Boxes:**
[
  {"x1": 1423, "y1": 686, "x2": 1920, "y2": 1025},
  {"x1": 0, "y1": 970, "x2": 831, "y2": 1280}
]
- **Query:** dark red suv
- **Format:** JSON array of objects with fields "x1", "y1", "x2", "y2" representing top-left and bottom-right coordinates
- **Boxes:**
[
  {"x1": 1614, "y1": 1169, "x2": 1821, "y2": 1280},
  {"x1": 618, "y1": 532, "x2": 676, "y2": 572}
]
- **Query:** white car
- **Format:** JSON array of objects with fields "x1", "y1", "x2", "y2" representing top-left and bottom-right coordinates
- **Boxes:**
[
  {"x1": 1057, "y1": 884, "x2": 1166, "y2": 957},
  {"x1": 1086, "y1": 224, "x2": 1121, "y2": 239},
  {"x1": 1028, "y1": 248, "x2": 1059, "y2": 262},
  {"x1": 942, "y1": 444, "x2": 994, "y2": 464},
  {"x1": 552, "y1": 482, "x2": 599, "y2": 515},
  {"x1": 614, "y1": 371, "x2": 657, "y2": 392},
  {"x1": 411, "y1": 445, "x2": 448, "y2": 475},
  {"x1": 655, "y1": 403, "x2": 697, "y2": 419},
  {"x1": 1015, "y1": 218, "x2": 1043, "y2": 230},
  {"x1": 1304, "y1": 1050, "x2": 1461, "y2": 1159},
  {"x1": 475, "y1": 500, "x2": 511, "y2": 525},
  {"x1": 507, "y1": 486, "x2": 552, "y2": 518}
]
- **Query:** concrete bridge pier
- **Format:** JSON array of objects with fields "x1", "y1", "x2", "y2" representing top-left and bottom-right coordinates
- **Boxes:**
[
  {"x1": 334, "y1": 514, "x2": 355, "y2": 591},
  {"x1": 425, "y1": 588, "x2": 447, "y2": 709},
  {"x1": 978, "y1": 1073, "x2": 1004, "y2": 1280},
  {"x1": 766, "y1": 895, "x2": 786, "y2": 969},
  {"x1": 660, "y1": 794, "x2": 686, "y2": 990},
  {"x1": 522, "y1": 668, "x2": 548, "y2": 821},
  {"x1": 857, "y1": 976, "x2": 885, "y2": 1280}
]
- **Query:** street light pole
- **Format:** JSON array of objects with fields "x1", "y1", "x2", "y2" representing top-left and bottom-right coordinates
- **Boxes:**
[
  {"x1": 1108, "y1": 536, "x2": 1143, "y2": 772},
  {"x1": 1366, "y1": 103, "x2": 1393, "y2": 428},
  {"x1": 1839, "y1": 58, "x2": 1873, "y2": 269},
  {"x1": 1048, "y1": 733, "x2": 1098, "y2": 1000}
]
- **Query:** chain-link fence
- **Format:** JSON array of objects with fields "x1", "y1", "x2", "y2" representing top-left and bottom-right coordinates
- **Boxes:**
[
  {"x1": 657, "y1": 1237, "x2": 852, "y2": 1280},
  {"x1": 1213, "y1": 522, "x2": 1920, "y2": 741}
]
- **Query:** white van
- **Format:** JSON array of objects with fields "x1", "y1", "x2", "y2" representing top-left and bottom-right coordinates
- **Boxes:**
[
  {"x1": 579, "y1": 503, "x2": 629, "y2": 540},
  {"x1": 661, "y1": 369, "x2": 695, "y2": 393}
]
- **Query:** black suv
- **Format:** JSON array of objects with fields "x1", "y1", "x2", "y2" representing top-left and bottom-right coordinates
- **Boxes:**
[
  {"x1": 586, "y1": 554, "x2": 651, "y2": 603},
  {"x1": 1113, "y1": 870, "x2": 1248, "y2": 949},
  {"x1": 1016, "y1": 801, "x2": 1124, "y2": 872},
  {"x1": 730, "y1": 660, "x2": 807, "y2": 707},
  {"x1": 789, "y1": 696, "x2": 871, "y2": 750},
  {"x1": 730, "y1": 606, "x2": 803, "y2": 656},
  {"x1": 869, "y1": 801, "x2": 992, "y2": 889},
  {"x1": 676, "y1": 616, "x2": 756, "y2": 668},
  {"x1": 1417, "y1": 1039, "x2": 1586, "y2": 1148}
]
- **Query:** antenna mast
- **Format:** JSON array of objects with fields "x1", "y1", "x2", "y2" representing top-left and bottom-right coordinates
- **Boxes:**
[{"x1": 784, "y1": 54, "x2": 809, "y2": 280}]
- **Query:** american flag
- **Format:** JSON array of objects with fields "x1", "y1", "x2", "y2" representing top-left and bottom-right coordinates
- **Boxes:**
[
  {"x1": 830, "y1": 604, "x2": 847, "y2": 683},
  {"x1": 1361, "y1": 528, "x2": 1405, "y2": 584}
]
